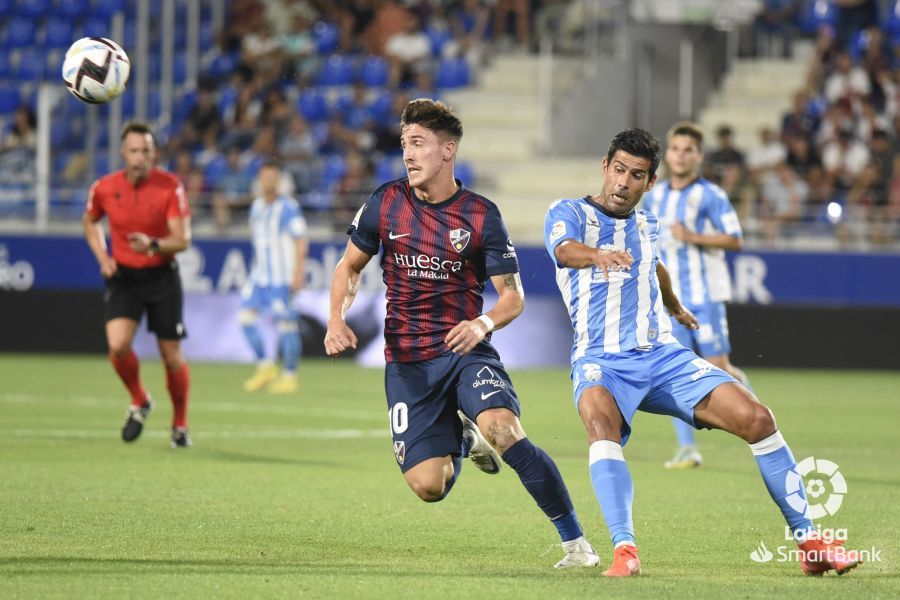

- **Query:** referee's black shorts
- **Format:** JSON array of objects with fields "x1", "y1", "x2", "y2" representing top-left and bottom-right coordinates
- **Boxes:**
[{"x1": 104, "y1": 262, "x2": 187, "y2": 340}]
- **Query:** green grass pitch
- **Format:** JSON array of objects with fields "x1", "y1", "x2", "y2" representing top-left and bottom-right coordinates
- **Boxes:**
[{"x1": 1, "y1": 355, "x2": 898, "y2": 598}]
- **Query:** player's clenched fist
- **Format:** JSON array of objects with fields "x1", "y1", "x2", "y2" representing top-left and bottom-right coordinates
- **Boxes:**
[
  {"x1": 670, "y1": 306, "x2": 699, "y2": 330},
  {"x1": 444, "y1": 319, "x2": 488, "y2": 354},
  {"x1": 592, "y1": 248, "x2": 633, "y2": 281},
  {"x1": 324, "y1": 319, "x2": 358, "y2": 356}
]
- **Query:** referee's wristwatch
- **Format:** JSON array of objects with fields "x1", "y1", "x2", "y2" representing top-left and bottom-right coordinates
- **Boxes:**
[{"x1": 148, "y1": 239, "x2": 160, "y2": 255}]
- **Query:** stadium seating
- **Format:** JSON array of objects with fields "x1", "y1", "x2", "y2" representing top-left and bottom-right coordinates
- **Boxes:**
[
  {"x1": 43, "y1": 18, "x2": 75, "y2": 50},
  {"x1": 0, "y1": 89, "x2": 21, "y2": 116},
  {"x1": 5, "y1": 17, "x2": 37, "y2": 48},
  {"x1": 313, "y1": 21, "x2": 340, "y2": 55},
  {"x1": 15, "y1": 0, "x2": 51, "y2": 19}
]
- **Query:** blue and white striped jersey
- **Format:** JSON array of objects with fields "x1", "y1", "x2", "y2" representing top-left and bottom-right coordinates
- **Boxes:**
[
  {"x1": 642, "y1": 178, "x2": 742, "y2": 308},
  {"x1": 248, "y1": 196, "x2": 307, "y2": 287},
  {"x1": 544, "y1": 197, "x2": 678, "y2": 360}
]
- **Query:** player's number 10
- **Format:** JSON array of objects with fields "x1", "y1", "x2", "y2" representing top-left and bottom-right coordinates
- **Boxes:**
[{"x1": 390, "y1": 403, "x2": 409, "y2": 434}]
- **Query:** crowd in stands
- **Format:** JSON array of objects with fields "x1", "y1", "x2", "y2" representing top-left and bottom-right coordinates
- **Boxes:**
[{"x1": 725, "y1": 0, "x2": 900, "y2": 246}]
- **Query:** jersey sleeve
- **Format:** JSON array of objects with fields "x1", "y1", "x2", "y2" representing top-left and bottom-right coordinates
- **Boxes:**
[
  {"x1": 482, "y1": 204, "x2": 519, "y2": 277},
  {"x1": 705, "y1": 186, "x2": 743, "y2": 238},
  {"x1": 85, "y1": 180, "x2": 104, "y2": 220},
  {"x1": 166, "y1": 181, "x2": 191, "y2": 219},
  {"x1": 544, "y1": 199, "x2": 583, "y2": 266},
  {"x1": 284, "y1": 201, "x2": 308, "y2": 238},
  {"x1": 347, "y1": 188, "x2": 383, "y2": 256}
]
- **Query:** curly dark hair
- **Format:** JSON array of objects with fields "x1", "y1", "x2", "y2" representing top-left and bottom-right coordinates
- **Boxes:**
[
  {"x1": 400, "y1": 98, "x2": 463, "y2": 142},
  {"x1": 606, "y1": 128, "x2": 661, "y2": 178}
]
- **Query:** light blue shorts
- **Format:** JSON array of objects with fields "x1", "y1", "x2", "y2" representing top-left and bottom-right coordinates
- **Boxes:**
[
  {"x1": 572, "y1": 343, "x2": 736, "y2": 445},
  {"x1": 671, "y1": 302, "x2": 732, "y2": 358},
  {"x1": 240, "y1": 284, "x2": 297, "y2": 321}
]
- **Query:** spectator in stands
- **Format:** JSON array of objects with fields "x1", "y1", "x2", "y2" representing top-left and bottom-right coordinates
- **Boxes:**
[
  {"x1": 170, "y1": 150, "x2": 195, "y2": 190},
  {"x1": 450, "y1": 0, "x2": 492, "y2": 70},
  {"x1": 279, "y1": 115, "x2": 319, "y2": 193},
  {"x1": 781, "y1": 89, "x2": 820, "y2": 141},
  {"x1": 706, "y1": 125, "x2": 746, "y2": 182},
  {"x1": 834, "y1": 0, "x2": 879, "y2": 50},
  {"x1": 2, "y1": 106, "x2": 36, "y2": 151},
  {"x1": 261, "y1": 88, "x2": 294, "y2": 144},
  {"x1": 182, "y1": 86, "x2": 222, "y2": 149},
  {"x1": 241, "y1": 20, "x2": 285, "y2": 85},
  {"x1": 785, "y1": 133, "x2": 823, "y2": 179},
  {"x1": 366, "y1": 0, "x2": 414, "y2": 56},
  {"x1": 822, "y1": 128, "x2": 871, "y2": 192},
  {"x1": 824, "y1": 50, "x2": 870, "y2": 111},
  {"x1": 759, "y1": 162, "x2": 809, "y2": 241},
  {"x1": 751, "y1": 0, "x2": 799, "y2": 58},
  {"x1": 333, "y1": 149, "x2": 374, "y2": 227},
  {"x1": 815, "y1": 103, "x2": 854, "y2": 148},
  {"x1": 493, "y1": 0, "x2": 531, "y2": 51},
  {"x1": 213, "y1": 145, "x2": 255, "y2": 231},
  {"x1": 747, "y1": 127, "x2": 787, "y2": 177},
  {"x1": 385, "y1": 12, "x2": 433, "y2": 87},
  {"x1": 281, "y1": 12, "x2": 318, "y2": 84},
  {"x1": 335, "y1": 0, "x2": 375, "y2": 53},
  {"x1": 221, "y1": 83, "x2": 262, "y2": 150},
  {"x1": 855, "y1": 97, "x2": 891, "y2": 142}
]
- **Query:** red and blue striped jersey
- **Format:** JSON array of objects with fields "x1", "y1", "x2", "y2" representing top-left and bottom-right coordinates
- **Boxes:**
[{"x1": 349, "y1": 178, "x2": 519, "y2": 363}]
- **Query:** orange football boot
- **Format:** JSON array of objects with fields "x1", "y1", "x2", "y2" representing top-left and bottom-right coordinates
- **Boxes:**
[
  {"x1": 798, "y1": 538, "x2": 862, "y2": 576},
  {"x1": 603, "y1": 544, "x2": 641, "y2": 577}
]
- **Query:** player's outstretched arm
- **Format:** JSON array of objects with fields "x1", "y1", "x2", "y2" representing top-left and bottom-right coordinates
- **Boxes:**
[
  {"x1": 656, "y1": 261, "x2": 698, "y2": 330},
  {"x1": 324, "y1": 240, "x2": 372, "y2": 357},
  {"x1": 553, "y1": 239, "x2": 633, "y2": 280},
  {"x1": 445, "y1": 272, "x2": 524, "y2": 354}
]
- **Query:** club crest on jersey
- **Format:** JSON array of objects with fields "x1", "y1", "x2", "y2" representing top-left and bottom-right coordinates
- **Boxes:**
[
  {"x1": 393, "y1": 440, "x2": 406, "y2": 465},
  {"x1": 449, "y1": 228, "x2": 471, "y2": 253}
]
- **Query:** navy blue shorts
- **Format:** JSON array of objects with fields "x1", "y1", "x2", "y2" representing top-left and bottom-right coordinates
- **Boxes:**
[{"x1": 384, "y1": 342, "x2": 520, "y2": 472}]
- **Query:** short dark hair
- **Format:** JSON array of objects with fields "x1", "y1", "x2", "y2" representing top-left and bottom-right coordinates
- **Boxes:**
[
  {"x1": 260, "y1": 159, "x2": 281, "y2": 171},
  {"x1": 667, "y1": 121, "x2": 704, "y2": 151},
  {"x1": 606, "y1": 128, "x2": 661, "y2": 178},
  {"x1": 400, "y1": 98, "x2": 463, "y2": 142},
  {"x1": 121, "y1": 120, "x2": 155, "y2": 143}
]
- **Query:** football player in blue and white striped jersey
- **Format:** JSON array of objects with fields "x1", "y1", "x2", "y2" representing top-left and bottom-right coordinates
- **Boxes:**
[{"x1": 643, "y1": 122, "x2": 750, "y2": 469}]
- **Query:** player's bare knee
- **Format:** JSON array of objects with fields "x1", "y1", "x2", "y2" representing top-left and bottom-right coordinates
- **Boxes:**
[
  {"x1": 747, "y1": 404, "x2": 777, "y2": 443},
  {"x1": 585, "y1": 415, "x2": 621, "y2": 444},
  {"x1": 407, "y1": 476, "x2": 447, "y2": 503},
  {"x1": 108, "y1": 342, "x2": 131, "y2": 358},
  {"x1": 478, "y1": 410, "x2": 523, "y2": 453}
]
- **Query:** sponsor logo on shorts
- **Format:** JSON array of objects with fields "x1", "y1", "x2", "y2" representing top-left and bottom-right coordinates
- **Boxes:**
[
  {"x1": 582, "y1": 363, "x2": 602, "y2": 382},
  {"x1": 472, "y1": 366, "x2": 506, "y2": 394}
]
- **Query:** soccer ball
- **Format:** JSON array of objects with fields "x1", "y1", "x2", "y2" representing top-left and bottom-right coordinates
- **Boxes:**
[{"x1": 61, "y1": 37, "x2": 130, "y2": 104}]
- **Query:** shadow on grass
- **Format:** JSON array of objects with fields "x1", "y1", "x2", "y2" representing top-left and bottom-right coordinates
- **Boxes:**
[{"x1": 197, "y1": 447, "x2": 339, "y2": 467}]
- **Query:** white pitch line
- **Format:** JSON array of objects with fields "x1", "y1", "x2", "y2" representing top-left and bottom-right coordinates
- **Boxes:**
[{"x1": 2, "y1": 428, "x2": 389, "y2": 440}]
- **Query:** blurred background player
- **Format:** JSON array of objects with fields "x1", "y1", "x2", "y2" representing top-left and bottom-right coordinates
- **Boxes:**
[
  {"x1": 324, "y1": 99, "x2": 599, "y2": 569},
  {"x1": 544, "y1": 128, "x2": 860, "y2": 577},
  {"x1": 642, "y1": 122, "x2": 748, "y2": 469},
  {"x1": 240, "y1": 161, "x2": 308, "y2": 394},
  {"x1": 82, "y1": 121, "x2": 193, "y2": 448}
]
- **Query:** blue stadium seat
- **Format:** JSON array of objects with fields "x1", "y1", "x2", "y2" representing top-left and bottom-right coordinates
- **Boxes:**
[
  {"x1": 297, "y1": 88, "x2": 329, "y2": 122},
  {"x1": 55, "y1": 0, "x2": 91, "y2": 19},
  {"x1": 147, "y1": 89, "x2": 161, "y2": 119},
  {"x1": 375, "y1": 155, "x2": 405, "y2": 182},
  {"x1": 93, "y1": 153, "x2": 109, "y2": 177},
  {"x1": 320, "y1": 154, "x2": 347, "y2": 187},
  {"x1": 367, "y1": 89, "x2": 393, "y2": 119},
  {"x1": 203, "y1": 155, "x2": 228, "y2": 187},
  {"x1": 435, "y1": 58, "x2": 470, "y2": 89},
  {"x1": 0, "y1": 52, "x2": 10, "y2": 79},
  {"x1": 425, "y1": 26, "x2": 454, "y2": 57},
  {"x1": 16, "y1": 0, "x2": 51, "y2": 19},
  {"x1": 302, "y1": 190, "x2": 334, "y2": 211},
  {"x1": 887, "y1": 0, "x2": 900, "y2": 38},
  {"x1": 92, "y1": 0, "x2": 126, "y2": 20},
  {"x1": 217, "y1": 86, "x2": 237, "y2": 115},
  {"x1": 15, "y1": 49, "x2": 44, "y2": 82},
  {"x1": 44, "y1": 18, "x2": 75, "y2": 50},
  {"x1": 5, "y1": 17, "x2": 37, "y2": 48},
  {"x1": 206, "y1": 50, "x2": 239, "y2": 80},
  {"x1": 456, "y1": 161, "x2": 475, "y2": 187},
  {"x1": 0, "y1": 89, "x2": 21, "y2": 115},
  {"x1": 797, "y1": 0, "x2": 838, "y2": 35},
  {"x1": 120, "y1": 91, "x2": 135, "y2": 116},
  {"x1": 315, "y1": 54, "x2": 355, "y2": 86},
  {"x1": 81, "y1": 18, "x2": 107, "y2": 39},
  {"x1": 173, "y1": 53, "x2": 188, "y2": 84},
  {"x1": 359, "y1": 55, "x2": 388, "y2": 87},
  {"x1": 313, "y1": 21, "x2": 340, "y2": 54},
  {"x1": 174, "y1": 89, "x2": 195, "y2": 121},
  {"x1": 0, "y1": 0, "x2": 12, "y2": 16},
  {"x1": 199, "y1": 22, "x2": 215, "y2": 48}
]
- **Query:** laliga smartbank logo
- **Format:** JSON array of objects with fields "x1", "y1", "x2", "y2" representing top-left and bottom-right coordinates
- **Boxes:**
[{"x1": 748, "y1": 456, "x2": 884, "y2": 566}]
